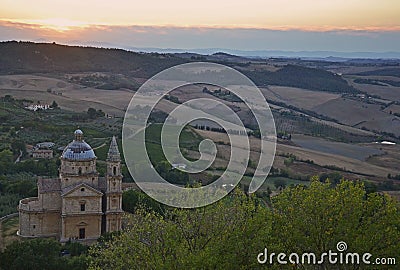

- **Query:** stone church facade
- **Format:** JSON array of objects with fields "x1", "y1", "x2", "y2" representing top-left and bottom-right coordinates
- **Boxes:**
[{"x1": 18, "y1": 130, "x2": 123, "y2": 243}]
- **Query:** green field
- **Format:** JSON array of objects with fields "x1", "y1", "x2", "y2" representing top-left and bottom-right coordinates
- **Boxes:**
[
  {"x1": 145, "y1": 123, "x2": 202, "y2": 164},
  {"x1": 0, "y1": 216, "x2": 20, "y2": 250},
  {"x1": 235, "y1": 175, "x2": 309, "y2": 192}
]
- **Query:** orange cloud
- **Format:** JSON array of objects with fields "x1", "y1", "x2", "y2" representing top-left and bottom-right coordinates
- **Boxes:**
[{"x1": 2, "y1": 19, "x2": 400, "y2": 34}]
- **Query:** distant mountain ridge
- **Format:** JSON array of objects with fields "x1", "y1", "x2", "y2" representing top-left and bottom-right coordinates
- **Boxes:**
[
  {"x1": 128, "y1": 47, "x2": 400, "y2": 60},
  {"x1": 33, "y1": 39, "x2": 400, "y2": 60}
]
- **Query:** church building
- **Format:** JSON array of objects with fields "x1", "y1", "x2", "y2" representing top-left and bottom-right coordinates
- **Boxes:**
[{"x1": 18, "y1": 130, "x2": 123, "y2": 243}]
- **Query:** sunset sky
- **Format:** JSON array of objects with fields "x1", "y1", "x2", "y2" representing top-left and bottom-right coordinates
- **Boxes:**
[{"x1": 0, "y1": 0, "x2": 399, "y2": 54}]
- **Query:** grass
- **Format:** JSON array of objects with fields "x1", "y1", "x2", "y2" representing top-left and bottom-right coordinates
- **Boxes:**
[
  {"x1": 146, "y1": 142, "x2": 167, "y2": 164},
  {"x1": 94, "y1": 144, "x2": 109, "y2": 161},
  {"x1": 241, "y1": 175, "x2": 309, "y2": 192},
  {"x1": 0, "y1": 216, "x2": 20, "y2": 250},
  {"x1": 145, "y1": 124, "x2": 202, "y2": 165},
  {"x1": 2, "y1": 217, "x2": 18, "y2": 235}
]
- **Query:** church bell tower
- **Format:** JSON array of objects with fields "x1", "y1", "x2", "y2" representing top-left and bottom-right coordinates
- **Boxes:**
[{"x1": 105, "y1": 136, "x2": 123, "y2": 232}]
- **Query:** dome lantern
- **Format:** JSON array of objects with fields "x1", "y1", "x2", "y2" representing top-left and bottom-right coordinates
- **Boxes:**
[{"x1": 74, "y1": 129, "x2": 84, "y2": 141}]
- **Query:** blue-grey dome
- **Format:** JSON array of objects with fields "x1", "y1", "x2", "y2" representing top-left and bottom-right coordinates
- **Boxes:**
[{"x1": 62, "y1": 130, "x2": 96, "y2": 160}]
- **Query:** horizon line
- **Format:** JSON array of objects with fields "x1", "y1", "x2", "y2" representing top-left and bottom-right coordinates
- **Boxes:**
[{"x1": 2, "y1": 40, "x2": 400, "y2": 59}]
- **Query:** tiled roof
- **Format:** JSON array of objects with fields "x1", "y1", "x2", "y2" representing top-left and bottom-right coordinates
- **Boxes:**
[
  {"x1": 38, "y1": 178, "x2": 61, "y2": 193},
  {"x1": 98, "y1": 177, "x2": 107, "y2": 191}
]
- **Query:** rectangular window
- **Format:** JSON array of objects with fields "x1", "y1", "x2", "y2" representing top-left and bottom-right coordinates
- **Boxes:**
[
  {"x1": 79, "y1": 228, "x2": 85, "y2": 239},
  {"x1": 80, "y1": 204, "x2": 85, "y2": 211}
]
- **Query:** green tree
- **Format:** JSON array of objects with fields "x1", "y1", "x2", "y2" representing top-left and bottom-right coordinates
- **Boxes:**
[
  {"x1": 4, "y1": 178, "x2": 36, "y2": 196},
  {"x1": 4, "y1": 95, "x2": 13, "y2": 102},
  {"x1": 87, "y1": 107, "x2": 97, "y2": 119},
  {"x1": 0, "y1": 239, "x2": 62, "y2": 270},
  {"x1": 11, "y1": 139, "x2": 26, "y2": 155},
  {"x1": 89, "y1": 190, "x2": 271, "y2": 269},
  {"x1": 273, "y1": 178, "x2": 286, "y2": 189},
  {"x1": 51, "y1": 100, "x2": 59, "y2": 109},
  {"x1": 64, "y1": 241, "x2": 88, "y2": 256},
  {"x1": 0, "y1": 149, "x2": 13, "y2": 174},
  {"x1": 87, "y1": 107, "x2": 105, "y2": 119},
  {"x1": 122, "y1": 189, "x2": 164, "y2": 215},
  {"x1": 0, "y1": 239, "x2": 88, "y2": 270},
  {"x1": 271, "y1": 178, "x2": 400, "y2": 269},
  {"x1": 319, "y1": 172, "x2": 342, "y2": 186},
  {"x1": 0, "y1": 149, "x2": 13, "y2": 164},
  {"x1": 88, "y1": 180, "x2": 400, "y2": 269}
]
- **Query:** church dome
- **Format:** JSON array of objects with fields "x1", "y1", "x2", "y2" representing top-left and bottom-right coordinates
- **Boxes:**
[{"x1": 61, "y1": 130, "x2": 96, "y2": 160}]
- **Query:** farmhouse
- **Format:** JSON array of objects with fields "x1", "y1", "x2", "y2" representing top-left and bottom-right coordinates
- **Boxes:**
[
  {"x1": 25, "y1": 104, "x2": 51, "y2": 111},
  {"x1": 18, "y1": 130, "x2": 123, "y2": 243},
  {"x1": 31, "y1": 142, "x2": 55, "y2": 159},
  {"x1": 32, "y1": 149, "x2": 53, "y2": 159}
]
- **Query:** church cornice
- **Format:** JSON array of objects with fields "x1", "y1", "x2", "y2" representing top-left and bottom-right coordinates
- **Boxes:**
[
  {"x1": 106, "y1": 174, "x2": 122, "y2": 177},
  {"x1": 19, "y1": 209, "x2": 61, "y2": 214},
  {"x1": 61, "y1": 212, "x2": 103, "y2": 217},
  {"x1": 105, "y1": 191, "x2": 123, "y2": 195},
  {"x1": 60, "y1": 172, "x2": 99, "y2": 177},
  {"x1": 105, "y1": 210, "x2": 124, "y2": 214}
]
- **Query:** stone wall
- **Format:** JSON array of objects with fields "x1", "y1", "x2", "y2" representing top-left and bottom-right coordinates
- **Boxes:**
[
  {"x1": 62, "y1": 215, "x2": 102, "y2": 241},
  {"x1": 62, "y1": 196, "x2": 102, "y2": 215},
  {"x1": 40, "y1": 192, "x2": 62, "y2": 210}
]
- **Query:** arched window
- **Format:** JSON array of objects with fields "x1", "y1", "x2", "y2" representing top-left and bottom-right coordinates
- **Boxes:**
[
  {"x1": 78, "y1": 167, "x2": 82, "y2": 175},
  {"x1": 113, "y1": 166, "x2": 117, "y2": 175}
]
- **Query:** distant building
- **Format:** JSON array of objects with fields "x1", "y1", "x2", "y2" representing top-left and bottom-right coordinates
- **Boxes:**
[
  {"x1": 32, "y1": 149, "x2": 53, "y2": 159},
  {"x1": 172, "y1": 163, "x2": 187, "y2": 170},
  {"x1": 36, "y1": 142, "x2": 55, "y2": 149},
  {"x1": 31, "y1": 142, "x2": 55, "y2": 159},
  {"x1": 25, "y1": 104, "x2": 51, "y2": 111},
  {"x1": 18, "y1": 130, "x2": 123, "y2": 244}
]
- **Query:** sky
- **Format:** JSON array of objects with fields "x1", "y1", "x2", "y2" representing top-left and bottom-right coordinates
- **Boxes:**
[{"x1": 0, "y1": 0, "x2": 399, "y2": 54}]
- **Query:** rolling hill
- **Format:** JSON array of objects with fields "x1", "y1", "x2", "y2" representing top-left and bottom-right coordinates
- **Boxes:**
[
  {"x1": 0, "y1": 41, "x2": 186, "y2": 78},
  {"x1": 0, "y1": 41, "x2": 358, "y2": 94}
]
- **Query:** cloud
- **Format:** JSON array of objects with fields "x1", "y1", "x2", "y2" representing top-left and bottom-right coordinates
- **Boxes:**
[{"x1": 0, "y1": 20, "x2": 399, "y2": 53}]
